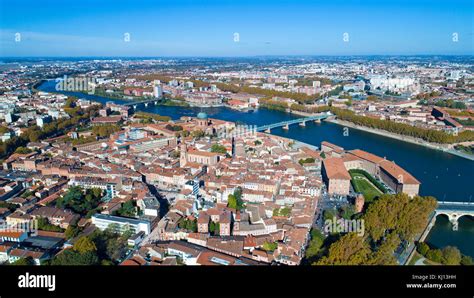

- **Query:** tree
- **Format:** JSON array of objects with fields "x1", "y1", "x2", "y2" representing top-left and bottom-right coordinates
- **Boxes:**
[
  {"x1": 329, "y1": 106, "x2": 474, "y2": 144},
  {"x1": 0, "y1": 126, "x2": 10, "y2": 134},
  {"x1": 262, "y1": 241, "x2": 278, "y2": 252},
  {"x1": 227, "y1": 189, "x2": 244, "y2": 210},
  {"x1": 56, "y1": 186, "x2": 103, "y2": 216},
  {"x1": 209, "y1": 221, "x2": 216, "y2": 234},
  {"x1": 210, "y1": 144, "x2": 227, "y2": 154},
  {"x1": 14, "y1": 146, "x2": 33, "y2": 154},
  {"x1": 191, "y1": 130, "x2": 205, "y2": 139},
  {"x1": 227, "y1": 194, "x2": 237, "y2": 209},
  {"x1": 339, "y1": 205, "x2": 355, "y2": 220},
  {"x1": 115, "y1": 200, "x2": 136, "y2": 218},
  {"x1": 323, "y1": 209, "x2": 336, "y2": 222},
  {"x1": 461, "y1": 255, "x2": 473, "y2": 266},
  {"x1": 362, "y1": 193, "x2": 437, "y2": 242},
  {"x1": 366, "y1": 95, "x2": 378, "y2": 101},
  {"x1": 74, "y1": 236, "x2": 97, "y2": 254},
  {"x1": 92, "y1": 124, "x2": 121, "y2": 138},
  {"x1": 65, "y1": 225, "x2": 80, "y2": 239},
  {"x1": 51, "y1": 250, "x2": 99, "y2": 265},
  {"x1": 185, "y1": 219, "x2": 197, "y2": 232},
  {"x1": 315, "y1": 233, "x2": 371, "y2": 265},
  {"x1": 298, "y1": 157, "x2": 315, "y2": 165},
  {"x1": 305, "y1": 229, "x2": 326, "y2": 260},
  {"x1": 366, "y1": 232, "x2": 400, "y2": 265},
  {"x1": 11, "y1": 257, "x2": 35, "y2": 265},
  {"x1": 426, "y1": 249, "x2": 443, "y2": 263},
  {"x1": 37, "y1": 217, "x2": 64, "y2": 232},
  {"x1": 441, "y1": 246, "x2": 461, "y2": 265},
  {"x1": 417, "y1": 242, "x2": 430, "y2": 256},
  {"x1": 313, "y1": 193, "x2": 437, "y2": 266}
]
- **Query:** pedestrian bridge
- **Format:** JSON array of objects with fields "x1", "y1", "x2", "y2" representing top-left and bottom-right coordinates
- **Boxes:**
[
  {"x1": 256, "y1": 113, "x2": 331, "y2": 133},
  {"x1": 435, "y1": 201, "x2": 474, "y2": 231}
]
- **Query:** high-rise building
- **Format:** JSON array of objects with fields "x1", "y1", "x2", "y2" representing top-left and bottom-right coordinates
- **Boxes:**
[{"x1": 153, "y1": 80, "x2": 163, "y2": 98}]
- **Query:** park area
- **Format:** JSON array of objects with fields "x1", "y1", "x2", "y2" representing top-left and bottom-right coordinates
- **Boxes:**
[{"x1": 349, "y1": 170, "x2": 385, "y2": 202}]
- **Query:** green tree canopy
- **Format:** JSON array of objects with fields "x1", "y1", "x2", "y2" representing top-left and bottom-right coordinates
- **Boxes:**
[{"x1": 74, "y1": 236, "x2": 97, "y2": 254}]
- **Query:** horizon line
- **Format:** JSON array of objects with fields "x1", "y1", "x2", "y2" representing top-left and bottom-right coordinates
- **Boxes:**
[{"x1": 2, "y1": 54, "x2": 474, "y2": 59}]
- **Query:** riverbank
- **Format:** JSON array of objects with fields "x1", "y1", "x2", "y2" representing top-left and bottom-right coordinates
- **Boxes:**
[
  {"x1": 326, "y1": 118, "x2": 474, "y2": 161},
  {"x1": 34, "y1": 79, "x2": 474, "y2": 257}
]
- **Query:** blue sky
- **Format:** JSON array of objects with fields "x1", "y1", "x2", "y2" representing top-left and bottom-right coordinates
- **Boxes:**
[{"x1": 0, "y1": 0, "x2": 472, "y2": 57}]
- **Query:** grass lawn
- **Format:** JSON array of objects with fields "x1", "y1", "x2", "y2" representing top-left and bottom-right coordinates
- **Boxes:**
[{"x1": 350, "y1": 172, "x2": 383, "y2": 202}]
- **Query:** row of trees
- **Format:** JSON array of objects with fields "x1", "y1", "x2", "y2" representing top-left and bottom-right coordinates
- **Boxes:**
[
  {"x1": 0, "y1": 98, "x2": 100, "y2": 159},
  {"x1": 314, "y1": 193, "x2": 437, "y2": 265},
  {"x1": 261, "y1": 101, "x2": 474, "y2": 144},
  {"x1": 298, "y1": 157, "x2": 315, "y2": 166},
  {"x1": 49, "y1": 227, "x2": 132, "y2": 265},
  {"x1": 330, "y1": 106, "x2": 474, "y2": 144},
  {"x1": 178, "y1": 218, "x2": 197, "y2": 232},
  {"x1": 37, "y1": 217, "x2": 64, "y2": 233},
  {"x1": 434, "y1": 99, "x2": 467, "y2": 110},
  {"x1": 134, "y1": 112, "x2": 171, "y2": 123},
  {"x1": 417, "y1": 242, "x2": 473, "y2": 265},
  {"x1": 91, "y1": 124, "x2": 121, "y2": 138}
]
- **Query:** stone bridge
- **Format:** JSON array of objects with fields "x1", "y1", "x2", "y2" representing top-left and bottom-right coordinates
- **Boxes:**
[{"x1": 435, "y1": 201, "x2": 474, "y2": 231}]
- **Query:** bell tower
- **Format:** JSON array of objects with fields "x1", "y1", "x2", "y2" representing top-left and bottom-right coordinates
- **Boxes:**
[{"x1": 180, "y1": 143, "x2": 188, "y2": 167}]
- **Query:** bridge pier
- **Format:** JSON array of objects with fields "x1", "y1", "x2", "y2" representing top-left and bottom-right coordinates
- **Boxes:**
[
  {"x1": 299, "y1": 121, "x2": 306, "y2": 127},
  {"x1": 448, "y1": 214, "x2": 459, "y2": 231},
  {"x1": 435, "y1": 201, "x2": 474, "y2": 232},
  {"x1": 283, "y1": 124, "x2": 289, "y2": 130},
  {"x1": 314, "y1": 119, "x2": 321, "y2": 123}
]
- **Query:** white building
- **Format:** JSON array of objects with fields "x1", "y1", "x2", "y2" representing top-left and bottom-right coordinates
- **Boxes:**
[
  {"x1": 91, "y1": 214, "x2": 151, "y2": 235},
  {"x1": 370, "y1": 75, "x2": 417, "y2": 92},
  {"x1": 153, "y1": 81, "x2": 163, "y2": 98}
]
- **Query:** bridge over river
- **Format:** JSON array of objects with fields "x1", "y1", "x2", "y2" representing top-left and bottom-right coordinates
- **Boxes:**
[
  {"x1": 256, "y1": 113, "x2": 331, "y2": 132},
  {"x1": 122, "y1": 98, "x2": 163, "y2": 108},
  {"x1": 403, "y1": 200, "x2": 474, "y2": 264},
  {"x1": 435, "y1": 201, "x2": 474, "y2": 231}
]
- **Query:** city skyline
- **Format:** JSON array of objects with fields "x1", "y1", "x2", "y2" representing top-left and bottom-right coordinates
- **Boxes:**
[{"x1": 0, "y1": 0, "x2": 473, "y2": 57}]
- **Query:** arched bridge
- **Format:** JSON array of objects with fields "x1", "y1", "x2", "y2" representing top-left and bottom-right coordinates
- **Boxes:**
[
  {"x1": 122, "y1": 98, "x2": 163, "y2": 108},
  {"x1": 256, "y1": 113, "x2": 331, "y2": 133},
  {"x1": 435, "y1": 201, "x2": 474, "y2": 231}
]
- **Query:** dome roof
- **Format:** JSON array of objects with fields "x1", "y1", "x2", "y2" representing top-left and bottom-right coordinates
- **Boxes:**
[{"x1": 197, "y1": 112, "x2": 208, "y2": 119}]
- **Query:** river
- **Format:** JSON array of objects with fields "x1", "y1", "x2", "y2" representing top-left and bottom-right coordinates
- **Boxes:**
[{"x1": 38, "y1": 80, "x2": 474, "y2": 257}]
